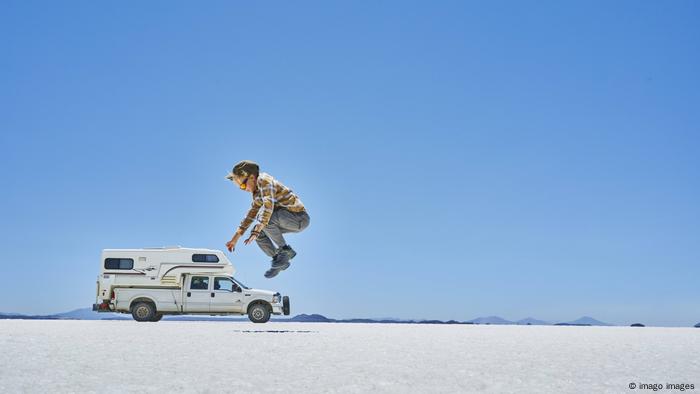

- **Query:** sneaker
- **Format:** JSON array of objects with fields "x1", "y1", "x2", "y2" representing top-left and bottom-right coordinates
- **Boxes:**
[
  {"x1": 272, "y1": 245, "x2": 296, "y2": 269},
  {"x1": 271, "y1": 258, "x2": 291, "y2": 271},
  {"x1": 279, "y1": 245, "x2": 297, "y2": 260},
  {"x1": 264, "y1": 267, "x2": 281, "y2": 278},
  {"x1": 264, "y1": 258, "x2": 291, "y2": 278}
]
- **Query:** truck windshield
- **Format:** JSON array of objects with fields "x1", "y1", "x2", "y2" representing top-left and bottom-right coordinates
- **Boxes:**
[{"x1": 232, "y1": 277, "x2": 249, "y2": 289}]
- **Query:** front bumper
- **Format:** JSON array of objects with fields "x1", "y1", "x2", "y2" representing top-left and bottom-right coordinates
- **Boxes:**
[{"x1": 271, "y1": 296, "x2": 291, "y2": 315}]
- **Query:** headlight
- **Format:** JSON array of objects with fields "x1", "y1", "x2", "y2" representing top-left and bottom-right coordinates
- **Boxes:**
[{"x1": 272, "y1": 294, "x2": 281, "y2": 303}]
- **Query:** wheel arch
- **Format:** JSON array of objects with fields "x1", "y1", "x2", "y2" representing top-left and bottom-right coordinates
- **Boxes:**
[
  {"x1": 129, "y1": 297, "x2": 157, "y2": 312},
  {"x1": 247, "y1": 299, "x2": 272, "y2": 314}
]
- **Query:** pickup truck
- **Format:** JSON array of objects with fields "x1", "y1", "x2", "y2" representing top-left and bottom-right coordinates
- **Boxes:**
[
  {"x1": 92, "y1": 247, "x2": 290, "y2": 323},
  {"x1": 112, "y1": 273, "x2": 289, "y2": 323}
]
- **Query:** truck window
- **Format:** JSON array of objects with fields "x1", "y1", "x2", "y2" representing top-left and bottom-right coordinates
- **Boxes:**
[
  {"x1": 192, "y1": 254, "x2": 219, "y2": 263},
  {"x1": 104, "y1": 258, "x2": 134, "y2": 270},
  {"x1": 190, "y1": 276, "x2": 209, "y2": 290},
  {"x1": 214, "y1": 277, "x2": 234, "y2": 292}
]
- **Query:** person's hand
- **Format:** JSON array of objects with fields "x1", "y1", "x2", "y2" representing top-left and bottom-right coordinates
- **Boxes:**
[
  {"x1": 226, "y1": 231, "x2": 242, "y2": 252},
  {"x1": 244, "y1": 224, "x2": 263, "y2": 245},
  {"x1": 226, "y1": 238, "x2": 237, "y2": 252},
  {"x1": 244, "y1": 233, "x2": 257, "y2": 245}
]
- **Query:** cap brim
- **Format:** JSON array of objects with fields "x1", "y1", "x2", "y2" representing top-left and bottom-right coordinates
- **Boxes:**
[{"x1": 225, "y1": 173, "x2": 236, "y2": 181}]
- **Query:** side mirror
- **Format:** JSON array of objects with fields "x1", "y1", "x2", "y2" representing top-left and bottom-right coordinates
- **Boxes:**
[{"x1": 235, "y1": 285, "x2": 242, "y2": 293}]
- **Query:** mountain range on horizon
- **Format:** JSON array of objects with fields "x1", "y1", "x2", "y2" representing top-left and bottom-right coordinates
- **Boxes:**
[{"x1": 2, "y1": 308, "x2": 698, "y2": 327}]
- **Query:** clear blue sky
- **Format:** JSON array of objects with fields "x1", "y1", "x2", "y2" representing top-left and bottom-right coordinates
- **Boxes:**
[{"x1": 1, "y1": 1, "x2": 698, "y2": 326}]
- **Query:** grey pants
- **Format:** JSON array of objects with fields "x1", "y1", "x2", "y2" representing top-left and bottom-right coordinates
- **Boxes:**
[{"x1": 256, "y1": 208, "x2": 310, "y2": 257}]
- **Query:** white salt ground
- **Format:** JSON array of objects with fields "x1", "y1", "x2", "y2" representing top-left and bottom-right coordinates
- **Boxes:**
[{"x1": 0, "y1": 320, "x2": 698, "y2": 393}]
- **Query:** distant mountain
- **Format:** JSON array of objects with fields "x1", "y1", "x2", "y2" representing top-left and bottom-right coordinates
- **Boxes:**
[
  {"x1": 0, "y1": 309, "x2": 630, "y2": 327},
  {"x1": 0, "y1": 313, "x2": 61, "y2": 320},
  {"x1": 371, "y1": 317, "x2": 416, "y2": 322},
  {"x1": 54, "y1": 308, "x2": 123, "y2": 320},
  {"x1": 694, "y1": 322, "x2": 700, "y2": 328},
  {"x1": 419, "y1": 319, "x2": 463, "y2": 325},
  {"x1": 467, "y1": 316, "x2": 515, "y2": 325},
  {"x1": 516, "y1": 317, "x2": 551, "y2": 326},
  {"x1": 0, "y1": 312, "x2": 23, "y2": 317},
  {"x1": 0, "y1": 308, "x2": 127, "y2": 321},
  {"x1": 336, "y1": 318, "x2": 378, "y2": 323},
  {"x1": 287, "y1": 314, "x2": 336, "y2": 323},
  {"x1": 558, "y1": 316, "x2": 611, "y2": 326}
]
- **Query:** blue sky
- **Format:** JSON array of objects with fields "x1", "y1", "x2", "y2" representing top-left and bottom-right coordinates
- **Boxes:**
[{"x1": 1, "y1": 1, "x2": 698, "y2": 326}]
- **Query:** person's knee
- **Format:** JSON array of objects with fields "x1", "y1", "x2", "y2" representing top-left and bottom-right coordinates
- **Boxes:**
[{"x1": 299, "y1": 213, "x2": 310, "y2": 231}]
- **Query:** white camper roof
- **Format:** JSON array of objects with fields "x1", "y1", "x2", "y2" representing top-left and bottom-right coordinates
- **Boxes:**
[
  {"x1": 99, "y1": 246, "x2": 236, "y2": 284},
  {"x1": 102, "y1": 246, "x2": 219, "y2": 253}
]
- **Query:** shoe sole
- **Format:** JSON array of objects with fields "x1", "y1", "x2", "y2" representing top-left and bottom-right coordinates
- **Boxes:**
[
  {"x1": 271, "y1": 261, "x2": 291, "y2": 270},
  {"x1": 265, "y1": 262, "x2": 290, "y2": 278}
]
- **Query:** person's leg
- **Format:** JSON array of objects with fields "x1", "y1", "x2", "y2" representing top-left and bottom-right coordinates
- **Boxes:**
[
  {"x1": 262, "y1": 210, "x2": 310, "y2": 278},
  {"x1": 260, "y1": 210, "x2": 289, "y2": 250},
  {"x1": 276, "y1": 209, "x2": 310, "y2": 235},
  {"x1": 254, "y1": 230, "x2": 277, "y2": 257},
  {"x1": 261, "y1": 208, "x2": 308, "y2": 245},
  {"x1": 295, "y1": 210, "x2": 310, "y2": 232}
]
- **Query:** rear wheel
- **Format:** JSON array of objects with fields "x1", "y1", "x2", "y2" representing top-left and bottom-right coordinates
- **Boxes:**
[
  {"x1": 248, "y1": 302, "x2": 271, "y2": 323},
  {"x1": 131, "y1": 302, "x2": 156, "y2": 322}
]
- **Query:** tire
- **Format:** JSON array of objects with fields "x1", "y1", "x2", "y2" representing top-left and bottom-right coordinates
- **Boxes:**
[
  {"x1": 150, "y1": 313, "x2": 164, "y2": 322},
  {"x1": 282, "y1": 296, "x2": 290, "y2": 316},
  {"x1": 248, "y1": 302, "x2": 271, "y2": 323},
  {"x1": 131, "y1": 302, "x2": 156, "y2": 322}
]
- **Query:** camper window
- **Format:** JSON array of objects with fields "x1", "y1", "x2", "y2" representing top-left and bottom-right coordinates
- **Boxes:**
[
  {"x1": 104, "y1": 258, "x2": 134, "y2": 270},
  {"x1": 192, "y1": 254, "x2": 219, "y2": 263}
]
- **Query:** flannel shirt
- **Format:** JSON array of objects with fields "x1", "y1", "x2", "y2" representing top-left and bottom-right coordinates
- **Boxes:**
[{"x1": 238, "y1": 172, "x2": 306, "y2": 233}]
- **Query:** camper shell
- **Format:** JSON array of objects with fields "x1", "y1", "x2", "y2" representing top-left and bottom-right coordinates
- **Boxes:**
[
  {"x1": 96, "y1": 246, "x2": 234, "y2": 298},
  {"x1": 93, "y1": 246, "x2": 289, "y2": 323}
]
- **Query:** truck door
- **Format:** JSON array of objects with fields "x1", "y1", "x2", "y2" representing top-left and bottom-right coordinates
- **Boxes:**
[
  {"x1": 210, "y1": 277, "x2": 245, "y2": 313},
  {"x1": 184, "y1": 275, "x2": 211, "y2": 312}
]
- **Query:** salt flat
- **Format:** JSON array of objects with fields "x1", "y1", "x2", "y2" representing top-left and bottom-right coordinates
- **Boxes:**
[{"x1": 0, "y1": 320, "x2": 697, "y2": 393}]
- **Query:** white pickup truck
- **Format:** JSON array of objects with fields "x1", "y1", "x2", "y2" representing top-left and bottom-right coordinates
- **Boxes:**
[{"x1": 92, "y1": 246, "x2": 290, "y2": 323}]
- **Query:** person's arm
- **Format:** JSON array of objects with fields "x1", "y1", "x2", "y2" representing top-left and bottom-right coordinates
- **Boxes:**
[
  {"x1": 239, "y1": 199, "x2": 262, "y2": 233},
  {"x1": 227, "y1": 199, "x2": 262, "y2": 252},
  {"x1": 243, "y1": 178, "x2": 275, "y2": 244},
  {"x1": 256, "y1": 180, "x2": 276, "y2": 231}
]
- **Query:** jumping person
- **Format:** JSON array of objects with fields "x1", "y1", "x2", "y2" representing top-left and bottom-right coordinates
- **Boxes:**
[{"x1": 225, "y1": 160, "x2": 310, "y2": 278}]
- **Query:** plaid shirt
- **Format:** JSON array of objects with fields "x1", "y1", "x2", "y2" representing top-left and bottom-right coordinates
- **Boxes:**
[{"x1": 239, "y1": 172, "x2": 306, "y2": 233}]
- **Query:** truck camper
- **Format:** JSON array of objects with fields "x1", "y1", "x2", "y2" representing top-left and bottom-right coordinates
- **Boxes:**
[{"x1": 93, "y1": 246, "x2": 290, "y2": 323}]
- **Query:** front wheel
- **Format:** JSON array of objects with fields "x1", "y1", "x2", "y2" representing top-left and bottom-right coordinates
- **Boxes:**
[
  {"x1": 248, "y1": 303, "x2": 271, "y2": 323},
  {"x1": 132, "y1": 302, "x2": 156, "y2": 322},
  {"x1": 283, "y1": 296, "x2": 290, "y2": 315},
  {"x1": 150, "y1": 313, "x2": 163, "y2": 322}
]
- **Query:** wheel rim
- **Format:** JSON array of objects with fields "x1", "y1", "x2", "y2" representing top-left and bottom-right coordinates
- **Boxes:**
[
  {"x1": 252, "y1": 306, "x2": 264, "y2": 320},
  {"x1": 136, "y1": 306, "x2": 150, "y2": 319}
]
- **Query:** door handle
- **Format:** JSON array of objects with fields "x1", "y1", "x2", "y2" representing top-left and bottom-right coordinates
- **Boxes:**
[
  {"x1": 187, "y1": 292, "x2": 191, "y2": 297},
  {"x1": 211, "y1": 292, "x2": 215, "y2": 298}
]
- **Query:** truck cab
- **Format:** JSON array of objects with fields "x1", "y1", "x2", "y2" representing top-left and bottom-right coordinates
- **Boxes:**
[{"x1": 184, "y1": 274, "x2": 246, "y2": 313}]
